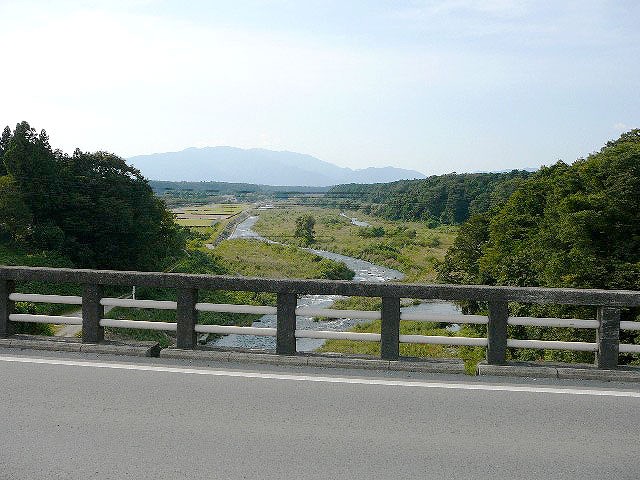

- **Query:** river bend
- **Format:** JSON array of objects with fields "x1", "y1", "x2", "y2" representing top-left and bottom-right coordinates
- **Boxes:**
[{"x1": 211, "y1": 215, "x2": 458, "y2": 351}]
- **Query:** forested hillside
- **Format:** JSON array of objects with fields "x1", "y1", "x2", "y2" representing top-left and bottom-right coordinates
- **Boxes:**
[
  {"x1": 439, "y1": 130, "x2": 640, "y2": 291},
  {"x1": 438, "y1": 130, "x2": 640, "y2": 362},
  {"x1": 0, "y1": 122, "x2": 184, "y2": 271},
  {"x1": 326, "y1": 170, "x2": 531, "y2": 225}
]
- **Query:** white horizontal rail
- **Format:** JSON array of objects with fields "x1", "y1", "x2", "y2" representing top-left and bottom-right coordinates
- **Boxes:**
[
  {"x1": 295, "y1": 330, "x2": 381, "y2": 341},
  {"x1": 100, "y1": 298, "x2": 177, "y2": 310},
  {"x1": 399, "y1": 313, "x2": 488, "y2": 324},
  {"x1": 195, "y1": 303, "x2": 277, "y2": 315},
  {"x1": 508, "y1": 317, "x2": 599, "y2": 329},
  {"x1": 620, "y1": 321, "x2": 640, "y2": 331},
  {"x1": 296, "y1": 307, "x2": 380, "y2": 320},
  {"x1": 99, "y1": 319, "x2": 177, "y2": 331},
  {"x1": 9, "y1": 293, "x2": 82, "y2": 305},
  {"x1": 506, "y1": 339, "x2": 598, "y2": 352},
  {"x1": 399, "y1": 334, "x2": 488, "y2": 346},
  {"x1": 9, "y1": 314, "x2": 82, "y2": 325},
  {"x1": 619, "y1": 344, "x2": 640, "y2": 354},
  {"x1": 194, "y1": 324, "x2": 277, "y2": 336},
  {"x1": 7, "y1": 290, "x2": 639, "y2": 357}
]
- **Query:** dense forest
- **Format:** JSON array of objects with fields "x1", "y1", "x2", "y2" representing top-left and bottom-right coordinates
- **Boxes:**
[
  {"x1": 150, "y1": 180, "x2": 329, "y2": 207},
  {"x1": 0, "y1": 122, "x2": 184, "y2": 271},
  {"x1": 438, "y1": 130, "x2": 640, "y2": 362},
  {"x1": 326, "y1": 170, "x2": 532, "y2": 225}
]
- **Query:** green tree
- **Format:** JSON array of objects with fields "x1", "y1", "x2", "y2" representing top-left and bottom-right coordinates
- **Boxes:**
[
  {"x1": 437, "y1": 214, "x2": 489, "y2": 285},
  {"x1": 0, "y1": 122, "x2": 185, "y2": 271},
  {"x1": 57, "y1": 149, "x2": 184, "y2": 270},
  {"x1": 0, "y1": 174, "x2": 32, "y2": 242},
  {"x1": 437, "y1": 130, "x2": 640, "y2": 363},
  {"x1": 294, "y1": 214, "x2": 316, "y2": 245},
  {"x1": 326, "y1": 170, "x2": 532, "y2": 225},
  {"x1": 0, "y1": 126, "x2": 11, "y2": 176},
  {"x1": 3, "y1": 122, "x2": 62, "y2": 226}
]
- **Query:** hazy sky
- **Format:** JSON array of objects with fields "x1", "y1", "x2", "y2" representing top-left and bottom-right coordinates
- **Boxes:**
[{"x1": 1, "y1": 0, "x2": 639, "y2": 175}]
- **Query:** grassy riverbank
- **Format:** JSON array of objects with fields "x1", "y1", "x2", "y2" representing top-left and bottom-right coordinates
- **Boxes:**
[
  {"x1": 252, "y1": 206, "x2": 456, "y2": 282},
  {"x1": 213, "y1": 239, "x2": 354, "y2": 280},
  {"x1": 104, "y1": 235, "x2": 356, "y2": 346}
]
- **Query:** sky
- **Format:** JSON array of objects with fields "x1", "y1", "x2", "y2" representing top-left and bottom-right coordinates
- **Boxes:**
[{"x1": 1, "y1": 0, "x2": 639, "y2": 175}]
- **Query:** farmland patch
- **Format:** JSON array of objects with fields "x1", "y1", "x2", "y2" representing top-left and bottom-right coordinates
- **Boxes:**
[{"x1": 173, "y1": 204, "x2": 244, "y2": 226}]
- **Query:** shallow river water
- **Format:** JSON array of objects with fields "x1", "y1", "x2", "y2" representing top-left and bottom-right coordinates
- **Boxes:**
[{"x1": 211, "y1": 215, "x2": 459, "y2": 351}]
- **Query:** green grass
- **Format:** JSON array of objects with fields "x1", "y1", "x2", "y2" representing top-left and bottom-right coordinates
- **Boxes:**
[
  {"x1": 0, "y1": 243, "x2": 73, "y2": 268},
  {"x1": 314, "y1": 293, "x2": 485, "y2": 373},
  {"x1": 213, "y1": 239, "x2": 354, "y2": 280},
  {"x1": 105, "y1": 325, "x2": 174, "y2": 348},
  {"x1": 318, "y1": 321, "x2": 485, "y2": 374},
  {"x1": 329, "y1": 296, "x2": 382, "y2": 311},
  {"x1": 186, "y1": 225, "x2": 225, "y2": 248},
  {"x1": 252, "y1": 206, "x2": 457, "y2": 282},
  {"x1": 175, "y1": 218, "x2": 215, "y2": 227}
]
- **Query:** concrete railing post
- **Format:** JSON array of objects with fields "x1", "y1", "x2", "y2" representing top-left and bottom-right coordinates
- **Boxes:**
[
  {"x1": 487, "y1": 301, "x2": 509, "y2": 365},
  {"x1": 381, "y1": 296, "x2": 400, "y2": 360},
  {"x1": 82, "y1": 284, "x2": 104, "y2": 343},
  {"x1": 176, "y1": 288, "x2": 198, "y2": 349},
  {"x1": 276, "y1": 293, "x2": 297, "y2": 355},
  {"x1": 596, "y1": 306, "x2": 620, "y2": 369},
  {"x1": 0, "y1": 279, "x2": 15, "y2": 337}
]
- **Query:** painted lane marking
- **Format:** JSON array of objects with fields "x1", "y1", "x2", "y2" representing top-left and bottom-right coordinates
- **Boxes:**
[{"x1": 0, "y1": 354, "x2": 639, "y2": 398}]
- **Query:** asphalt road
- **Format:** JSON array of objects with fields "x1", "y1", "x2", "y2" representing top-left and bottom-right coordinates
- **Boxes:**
[{"x1": 1, "y1": 349, "x2": 639, "y2": 480}]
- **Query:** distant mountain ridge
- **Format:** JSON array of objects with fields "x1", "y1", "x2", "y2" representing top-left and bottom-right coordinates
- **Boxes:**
[{"x1": 127, "y1": 146, "x2": 425, "y2": 186}]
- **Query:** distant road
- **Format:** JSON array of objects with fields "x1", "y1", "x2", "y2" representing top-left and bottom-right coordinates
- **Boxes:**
[{"x1": 1, "y1": 351, "x2": 639, "y2": 479}]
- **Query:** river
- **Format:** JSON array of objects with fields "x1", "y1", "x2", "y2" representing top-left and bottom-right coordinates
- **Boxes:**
[{"x1": 210, "y1": 215, "x2": 459, "y2": 351}]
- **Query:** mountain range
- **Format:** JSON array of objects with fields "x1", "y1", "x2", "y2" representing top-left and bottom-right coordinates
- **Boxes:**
[{"x1": 127, "y1": 147, "x2": 425, "y2": 186}]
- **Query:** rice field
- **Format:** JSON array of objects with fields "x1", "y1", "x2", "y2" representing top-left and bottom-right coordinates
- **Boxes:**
[{"x1": 172, "y1": 204, "x2": 244, "y2": 226}]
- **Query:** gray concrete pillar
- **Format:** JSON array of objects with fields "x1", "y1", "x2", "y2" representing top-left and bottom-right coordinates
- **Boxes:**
[
  {"x1": 381, "y1": 296, "x2": 400, "y2": 360},
  {"x1": 176, "y1": 288, "x2": 198, "y2": 349},
  {"x1": 276, "y1": 293, "x2": 297, "y2": 355},
  {"x1": 82, "y1": 284, "x2": 104, "y2": 343},
  {"x1": 487, "y1": 301, "x2": 509, "y2": 365},
  {"x1": 596, "y1": 306, "x2": 620, "y2": 369},
  {"x1": 0, "y1": 279, "x2": 15, "y2": 337}
]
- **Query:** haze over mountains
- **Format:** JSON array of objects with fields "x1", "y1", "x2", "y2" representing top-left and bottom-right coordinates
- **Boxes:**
[{"x1": 128, "y1": 147, "x2": 426, "y2": 186}]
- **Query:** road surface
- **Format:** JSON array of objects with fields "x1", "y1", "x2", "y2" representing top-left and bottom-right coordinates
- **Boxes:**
[{"x1": 0, "y1": 348, "x2": 639, "y2": 479}]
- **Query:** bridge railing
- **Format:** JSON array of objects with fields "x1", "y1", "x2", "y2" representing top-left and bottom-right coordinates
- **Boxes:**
[{"x1": 1, "y1": 266, "x2": 640, "y2": 368}]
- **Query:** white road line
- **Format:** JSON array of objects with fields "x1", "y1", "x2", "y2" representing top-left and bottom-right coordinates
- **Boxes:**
[{"x1": 1, "y1": 354, "x2": 639, "y2": 398}]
